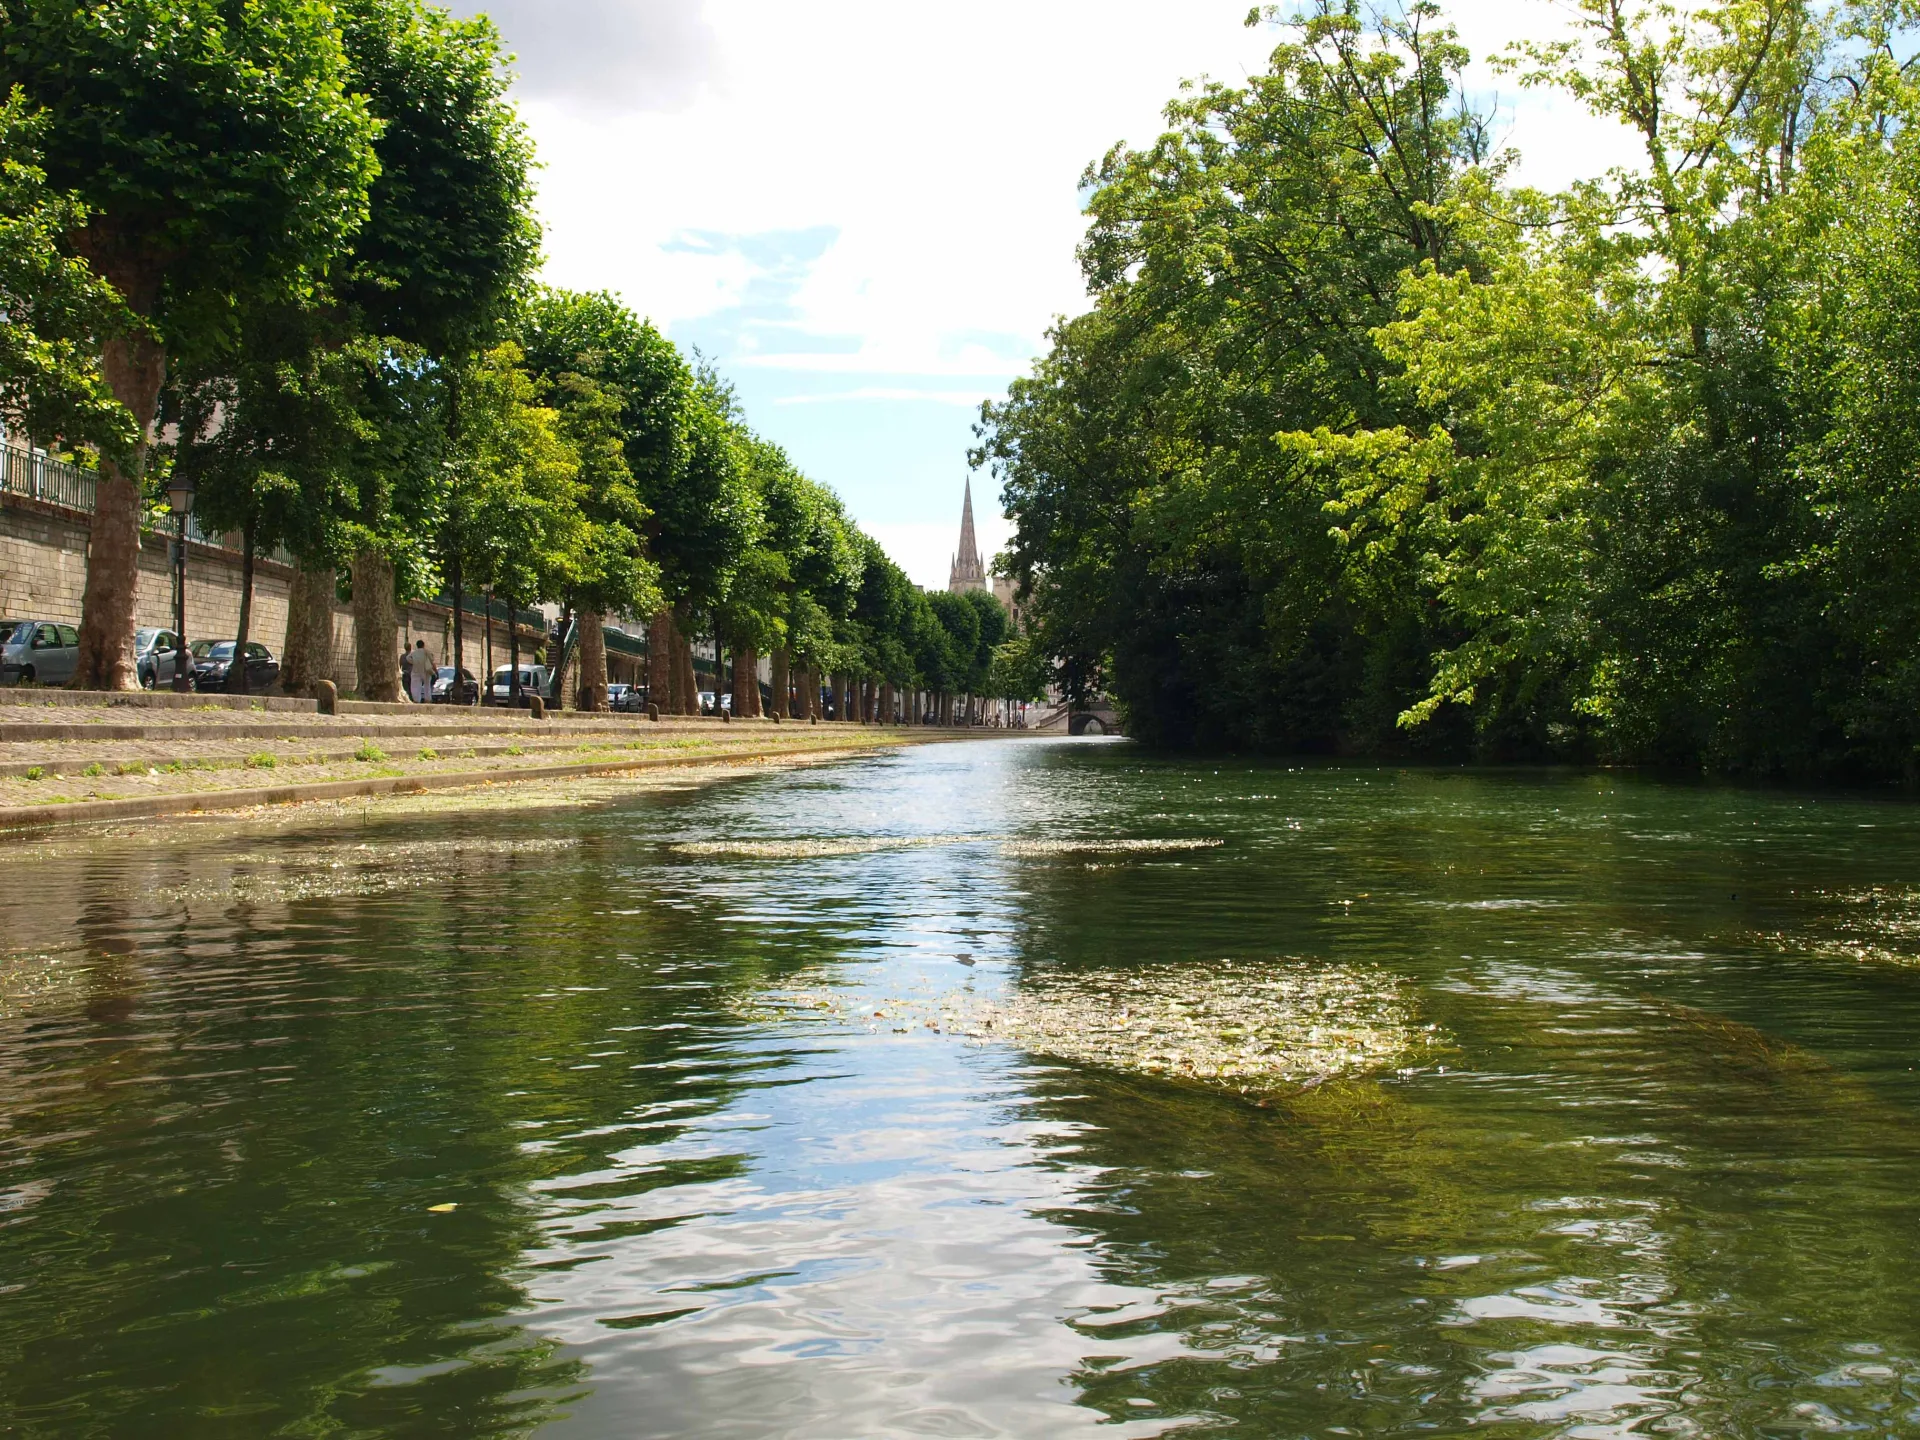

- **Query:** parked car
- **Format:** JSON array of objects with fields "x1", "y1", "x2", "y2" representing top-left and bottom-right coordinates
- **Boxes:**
[
  {"x1": 135, "y1": 627, "x2": 185, "y2": 689},
  {"x1": 190, "y1": 639, "x2": 280, "y2": 692},
  {"x1": 487, "y1": 663, "x2": 550, "y2": 706},
  {"x1": 429, "y1": 666, "x2": 480, "y2": 705},
  {"x1": 0, "y1": 620, "x2": 79, "y2": 686},
  {"x1": 613, "y1": 682, "x2": 650, "y2": 713}
]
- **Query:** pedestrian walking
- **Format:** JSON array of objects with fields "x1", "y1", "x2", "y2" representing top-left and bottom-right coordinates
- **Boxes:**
[{"x1": 405, "y1": 638, "x2": 436, "y2": 703}]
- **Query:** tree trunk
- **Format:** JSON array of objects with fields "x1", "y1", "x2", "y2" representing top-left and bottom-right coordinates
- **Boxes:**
[
  {"x1": 483, "y1": 590, "x2": 495, "y2": 703},
  {"x1": 672, "y1": 610, "x2": 698, "y2": 713},
  {"x1": 771, "y1": 646, "x2": 790, "y2": 719},
  {"x1": 731, "y1": 648, "x2": 751, "y2": 717},
  {"x1": 508, "y1": 598, "x2": 522, "y2": 704},
  {"x1": 227, "y1": 518, "x2": 256, "y2": 693},
  {"x1": 282, "y1": 561, "x2": 336, "y2": 697},
  {"x1": 449, "y1": 556, "x2": 465, "y2": 704},
  {"x1": 73, "y1": 330, "x2": 166, "y2": 690},
  {"x1": 648, "y1": 607, "x2": 673, "y2": 712},
  {"x1": 576, "y1": 610, "x2": 607, "y2": 711},
  {"x1": 881, "y1": 682, "x2": 894, "y2": 725},
  {"x1": 351, "y1": 548, "x2": 400, "y2": 701}
]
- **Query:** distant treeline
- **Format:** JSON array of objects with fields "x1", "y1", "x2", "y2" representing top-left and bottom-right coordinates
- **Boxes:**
[
  {"x1": 0, "y1": 1, "x2": 1038, "y2": 712},
  {"x1": 979, "y1": 0, "x2": 1920, "y2": 780}
]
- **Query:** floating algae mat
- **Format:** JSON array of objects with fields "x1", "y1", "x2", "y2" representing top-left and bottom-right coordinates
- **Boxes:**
[
  {"x1": 672, "y1": 834, "x2": 988, "y2": 859},
  {"x1": 676, "y1": 835, "x2": 1222, "y2": 860},
  {"x1": 999, "y1": 837, "x2": 1224, "y2": 857},
  {"x1": 740, "y1": 958, "x2": 1443, "y2": 1094},
  {"x1": 165, "y1": 837, "x2": 582, "y2": 906},
  {"x1": 970, "y1": 960, "x2": 1441, "y2": 1089}
]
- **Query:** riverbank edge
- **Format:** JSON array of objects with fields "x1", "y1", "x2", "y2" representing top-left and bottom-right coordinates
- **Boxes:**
[{"x1": 0, "y1": 732, "x2": 1003, "y2": 832}]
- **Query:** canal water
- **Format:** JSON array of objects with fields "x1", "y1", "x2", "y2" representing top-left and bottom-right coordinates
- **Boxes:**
[{"x1": 4, "y1": 739, "x2": 1920, "y2": 1438}]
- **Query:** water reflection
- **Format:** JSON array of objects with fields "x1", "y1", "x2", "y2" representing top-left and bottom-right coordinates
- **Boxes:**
[{"x1": 2, "y1": 745, "x2": 1920, "y2": 1436}]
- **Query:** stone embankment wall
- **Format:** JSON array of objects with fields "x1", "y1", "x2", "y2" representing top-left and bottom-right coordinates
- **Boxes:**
[{"x1": 2, "y1": 493, "x2": 537, "y2": 693}]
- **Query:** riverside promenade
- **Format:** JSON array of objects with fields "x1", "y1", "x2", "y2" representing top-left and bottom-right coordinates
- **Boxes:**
[{"x1": 0, "y1": 689, "x2": 1013, "y2": 832}]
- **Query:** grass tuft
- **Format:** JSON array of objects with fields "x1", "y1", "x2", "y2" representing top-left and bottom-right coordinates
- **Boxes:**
[
  {"x1": 417, "y1": 747, "x2": 439, "y2": 762},
  {"x1": 24, "y1": 766, "x2": 45, "y2": 782},
  {"x1": 354, "y1": 742, "x2": 387, "y2": 764},
  {"x1": 82, "y1": 762, "x2": 104, "y2": 777},
  {"x1": 245, "y1": 753, "x2": 276, "y2": 770}
]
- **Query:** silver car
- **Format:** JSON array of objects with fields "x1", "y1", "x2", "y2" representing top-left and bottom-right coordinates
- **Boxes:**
[
  {"x1": 135, "y1": 627, "x2": 186, "y2": 689},
  {"x1": 0, "y1": 620, "x2": 79, "y2": 686}
]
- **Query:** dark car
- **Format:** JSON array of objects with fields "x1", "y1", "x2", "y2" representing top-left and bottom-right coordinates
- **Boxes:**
[
  {"x1": 191, "y1": 640, "x2": 280, "y2": 692},
  {"x1": 430, "y1": 666, "x2": 480, "y2": 705},
  {"x1": 135, "y1": 627, "x2": 185, "y2": 689}
]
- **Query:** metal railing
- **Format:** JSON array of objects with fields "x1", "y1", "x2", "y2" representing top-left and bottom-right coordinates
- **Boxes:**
[
  {"x1": 1, "y1": 440, "x2": 97, "y2": 512},
  {"x1": 2, "y1": 440, "x2": 273, "y2": 555}
]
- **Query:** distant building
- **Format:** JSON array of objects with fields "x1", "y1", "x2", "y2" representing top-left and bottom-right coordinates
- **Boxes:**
[
  {"x1": 947, "y1": 477, "x2": 988, "y2": 595},
  {"x1": 945, "y1": 477, "x2": 1021, "y2": 625}
]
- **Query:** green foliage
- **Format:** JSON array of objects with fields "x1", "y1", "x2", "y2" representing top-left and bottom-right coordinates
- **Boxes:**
[
  {"x1": 0, "y1": 0, "x2": 380, "y2": 325},
  {"x1": 332, "y1": 0, "x2": 538, "y2": 356},
  {"x1": 445, "y1": 344, "x2": 592, "y2": 611},
  {"x1": 0, "y1": 90, "x2": 132, "y2": 452},
  {"x1": 983, "y1": 0, "x2": 1920, "y2": 777}
]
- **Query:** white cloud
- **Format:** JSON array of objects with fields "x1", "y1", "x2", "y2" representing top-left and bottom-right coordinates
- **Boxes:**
[{"x1": 452, "y1": 0, "x2": 720, "y2": 113}]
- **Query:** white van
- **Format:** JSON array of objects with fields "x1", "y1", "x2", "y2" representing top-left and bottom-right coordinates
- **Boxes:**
[{"x1": 487, "y1": 663, "x2": 550, "y2": 706}]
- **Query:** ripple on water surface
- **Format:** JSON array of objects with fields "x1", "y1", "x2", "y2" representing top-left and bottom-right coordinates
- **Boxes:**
[{"x1": 3, "y1": 743, "x2": 1920, "y2": 1438}]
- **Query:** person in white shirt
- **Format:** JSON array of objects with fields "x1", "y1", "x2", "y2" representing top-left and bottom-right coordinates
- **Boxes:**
[{"x1": 406, "y1": 639, "x2": 437, "y2": 703}]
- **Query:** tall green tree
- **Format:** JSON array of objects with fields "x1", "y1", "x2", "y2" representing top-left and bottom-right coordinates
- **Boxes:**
[
  {"x1": 1, "y1": 0, "x2": 380, "y2": 688},
  {"x1": 329, "y1": 0, "x2": 538, "y2": 698},
  {"x1": 979, "y1": 0, "x2": 1486, "y2": 748}
]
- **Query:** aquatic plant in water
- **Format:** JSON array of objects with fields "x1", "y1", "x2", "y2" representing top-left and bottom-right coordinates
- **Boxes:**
[{"x1": 741, "y1": 958, "x2": 1443, "y2": 1094}]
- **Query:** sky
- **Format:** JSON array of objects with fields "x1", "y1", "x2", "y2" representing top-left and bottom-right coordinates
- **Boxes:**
[{"x1": 448, "y1": 1, "x2": 1643, "y2": 589}]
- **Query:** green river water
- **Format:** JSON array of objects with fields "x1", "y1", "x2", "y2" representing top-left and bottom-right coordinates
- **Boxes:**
[{"x1": 3, "y1": 738, "x2": 1920, "y2": 1438}]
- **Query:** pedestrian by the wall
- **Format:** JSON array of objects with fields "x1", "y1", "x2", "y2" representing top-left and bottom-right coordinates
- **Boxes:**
[{"x1": 406, "y1": 638, "x2": 436, "y2": 704}]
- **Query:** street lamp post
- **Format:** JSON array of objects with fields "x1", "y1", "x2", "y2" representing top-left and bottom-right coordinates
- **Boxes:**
[{"x1": 167, "y1": 473, "x2": 195, "y2": 692}]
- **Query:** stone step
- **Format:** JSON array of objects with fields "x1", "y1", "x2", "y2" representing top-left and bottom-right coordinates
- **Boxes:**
[
  {"x1": 0, "y1": 731, "x2": 792, "y2": 778},
  {"x1": 0, "y1": 714, "x2": 852, "y2": 744},
  {"x1": 0, "y1": 738, "x2": 905, "y2": 832}
]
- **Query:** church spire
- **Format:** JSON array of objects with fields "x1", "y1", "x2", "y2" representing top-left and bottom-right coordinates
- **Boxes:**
[{"x1": 948, "y1": 477, "x2": 986, "y2": 593}]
